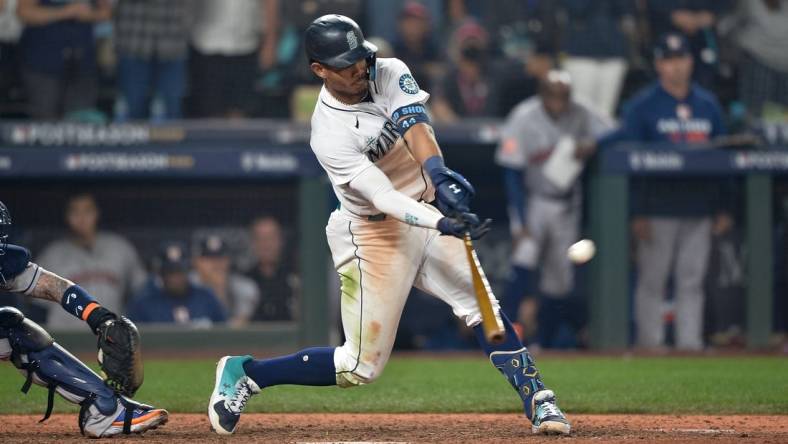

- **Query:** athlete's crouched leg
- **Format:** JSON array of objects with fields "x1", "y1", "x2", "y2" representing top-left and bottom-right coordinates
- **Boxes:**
[
  {"x1": 333, "y1": 341, "x2": 389, "y2": 388},
  {"x1": 0, "y1": 306, "x2": 167, "y2": 437}
]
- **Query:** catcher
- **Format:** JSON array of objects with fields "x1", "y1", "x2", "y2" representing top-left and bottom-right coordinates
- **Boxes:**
[{"x1": 0, "y1": 200, "x2": 167, "y2": 437}]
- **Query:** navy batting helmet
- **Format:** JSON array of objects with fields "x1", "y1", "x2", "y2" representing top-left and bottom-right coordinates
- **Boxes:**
[
  {"x1": 0, "y1": 201, "x2": 11, "y2": 256},
  {"x1": 305, "y1": 15, "x2": 377, "y2": 72}
]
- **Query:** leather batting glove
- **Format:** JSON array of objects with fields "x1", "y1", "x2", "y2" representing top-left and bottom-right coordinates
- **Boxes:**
[
  {"x1": 425, "y1": 156, "x2": 475, "y2": 216},
  {"x1": 437, "y1": 213, "x2": 493, "y2": 240}
]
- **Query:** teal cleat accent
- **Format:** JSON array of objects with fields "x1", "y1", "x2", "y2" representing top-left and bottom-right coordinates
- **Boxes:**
[
  {"x1": 208, "y1": 355, "x2": 260, "y2": 435},
  {"x1": 530, "y1": 390, "x2": 571, "y2": 435}
]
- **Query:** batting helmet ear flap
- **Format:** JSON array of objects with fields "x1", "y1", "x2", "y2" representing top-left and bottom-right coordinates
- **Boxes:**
[{"x1": 366, "y1": 51, "x2": 377, "y2": 81}]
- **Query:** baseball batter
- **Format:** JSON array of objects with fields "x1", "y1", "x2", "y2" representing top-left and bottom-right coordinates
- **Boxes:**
[
  {"x1": 0, "y1": 200, "x2": 167, "y2": 437},
  {"x1": 208, "y1": 15, "x2": 570, "y2": 436}
]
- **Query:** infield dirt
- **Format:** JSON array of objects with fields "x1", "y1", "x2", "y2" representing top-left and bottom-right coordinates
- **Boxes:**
[{"x1": 1, "y1": 413, "x2": 786, "y2": 443}]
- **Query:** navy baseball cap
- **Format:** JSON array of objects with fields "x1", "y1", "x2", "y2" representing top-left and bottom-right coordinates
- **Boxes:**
[
  {"x1": 156, "y1": 241, "x2": 190, "y2": 272},
  {"x1": 195, "y1": 234, "x2": 228, "y2": 258},
  {"x1": 654, "y1": 33, "x2": 690, "y2": 59}
]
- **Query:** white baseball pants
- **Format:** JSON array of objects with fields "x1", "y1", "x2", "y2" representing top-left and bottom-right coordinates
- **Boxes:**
[{"x1": 326, "y1": 206, "x2": 500, "y2": 387}]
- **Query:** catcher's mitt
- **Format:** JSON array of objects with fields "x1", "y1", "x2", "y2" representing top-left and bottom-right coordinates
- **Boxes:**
[{"x1": 95, "y1": 316, "x2": 144, "y2": 396}]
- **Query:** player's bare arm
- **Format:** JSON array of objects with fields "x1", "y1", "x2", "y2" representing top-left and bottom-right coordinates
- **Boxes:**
[
  {"x1": 25, "y1": 268, "x2": 74, "y2": 303},
  {"x1": 401, "y1": 122, "x2": 442, "y2": 163}
]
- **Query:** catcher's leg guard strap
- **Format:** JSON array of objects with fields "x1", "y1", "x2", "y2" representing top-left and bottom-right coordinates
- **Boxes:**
[
  {"x1": 2, "y1": 312, "x2": 117, "y2": 421},
  {"x1": 79, "y1": 397, "x2": 141, "y2": 435},
  {"x1": 119, "y1": 397, "x2": 141, "y2": 434},
  {"x1": 17, "y1": 344, "x2": 118, "y2": 417}
]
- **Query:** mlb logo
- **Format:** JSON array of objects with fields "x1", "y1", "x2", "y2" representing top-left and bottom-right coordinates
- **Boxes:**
[{"x1": 346, "y1": 31, "x2": 358, "y2": 50}]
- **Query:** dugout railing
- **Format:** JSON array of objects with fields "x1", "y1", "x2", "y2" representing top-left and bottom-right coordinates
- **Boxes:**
[
  {"x1": 589, "y1": 145, "x2": 788, "y2": 349},
  {"x1": 2, "y1": 120, "x2": 786, "y2": 351}
]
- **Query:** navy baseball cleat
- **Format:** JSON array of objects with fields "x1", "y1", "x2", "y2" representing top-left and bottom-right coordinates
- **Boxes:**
[
  {"x1": 208, "y1": 355, "x2": 260, "y2": 435},
  {"x1": 530, "y1": 389, "x2": 571, "y2": 435}
]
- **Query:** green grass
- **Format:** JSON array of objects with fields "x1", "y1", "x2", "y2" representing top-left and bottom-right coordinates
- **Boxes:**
[{"x1": 1, "y1": 355, "x2": 786, "y2": 415}]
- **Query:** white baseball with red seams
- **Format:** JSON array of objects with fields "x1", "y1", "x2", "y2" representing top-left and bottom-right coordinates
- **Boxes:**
[
  {"x1": 567, "y1": 239, "x2": 596, "y2": 264},
  {"x1": 310, "y1": 58, "x2": 500, "y2": 387}
]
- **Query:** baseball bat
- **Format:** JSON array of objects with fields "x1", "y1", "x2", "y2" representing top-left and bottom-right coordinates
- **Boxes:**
[{"x1": 463, "y1": 233, "x2": 505, "y2": 344}]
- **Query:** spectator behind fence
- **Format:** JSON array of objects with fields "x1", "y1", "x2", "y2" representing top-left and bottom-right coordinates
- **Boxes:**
[
  {"x1": 448, "y1": 0, "x2": 560, "y2": 60},
  {"x1": 113, "y1": 0, "x2": 191, "y2": 121},
  {"x1": 560, "y1": 0, "x2": 635, "y2": 118},
  {"x1": 598, "y1": 33, "x2": 731, "y2": 350},
  {"x1": 17, "y1": 0, "x2": 111, "y2": 120},
  {"x1": 496, "y1": 70, "x2": 611, "y2": 348},
  {"x1": 245, "y1": 216, "x2": 299, "y2": 321},
  {"x1": 391, "y1": 1, "x2": 440, "y2": 94},
  {"x1": 431, "y1": 20, "x2": 500, "y2": 122},
  {"x1": 127, "y1": 241, "x2": 227, "y2": 326},
  {"x1": 37, "y1": 193, "x2": 146, "y2": 329},
  {"x1": 461, "y1": 0, "x2": 560, "y2": 115},
  {"x1": 647, "y1": 0, "x2": 733, "y2": 92},
  {"x1": 189, "y1": 0, "x2": 279, "y2": 118},
  {"x1": 365, "y1": 0, "x2": 442, "y2": 47},
  {"x1": 732, "y1": 0, "x2": 788, "y2": 120},
  {"x1": 0, "y1": 0, "x2": 23, "y2": 110},
  {"x1": 191, "y1": 234, "x2": 260, "y2": 327}
]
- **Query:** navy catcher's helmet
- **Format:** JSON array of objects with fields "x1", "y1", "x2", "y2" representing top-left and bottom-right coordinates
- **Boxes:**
[
  {"x1": 0, "y1": 201, "x2": 10, "y2": 255},
  {"x1": 305, "y1": 15, "x2": 377, "y2": 72}
]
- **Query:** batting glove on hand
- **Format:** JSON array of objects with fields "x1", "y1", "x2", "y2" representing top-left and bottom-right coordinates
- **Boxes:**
[
  {"x1": 437, "y1": 213, "x2": 493, "y2": 240},
  {"x1": 425, "y1": 157, "x2": 475, "y2": 216}
]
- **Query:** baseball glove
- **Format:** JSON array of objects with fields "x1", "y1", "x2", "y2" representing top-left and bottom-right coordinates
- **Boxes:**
[{"x1": 95, "y1": 316, "x2": 144, "y2": 397}]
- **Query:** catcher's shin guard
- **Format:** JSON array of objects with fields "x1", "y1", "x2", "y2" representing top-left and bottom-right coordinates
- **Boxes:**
[{"x1": 0, "y1": 307, "x2": 124, "y2": 436}]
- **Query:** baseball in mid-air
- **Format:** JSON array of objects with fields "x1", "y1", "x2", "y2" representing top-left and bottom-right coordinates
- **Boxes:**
[{"x1": 568, "y1": 239, "x2": 596, "y2": 264}]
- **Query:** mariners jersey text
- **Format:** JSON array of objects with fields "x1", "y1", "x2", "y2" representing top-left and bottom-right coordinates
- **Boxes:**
[{"x1": 309, "y1": 58, "x2": 435, "y2": 216}]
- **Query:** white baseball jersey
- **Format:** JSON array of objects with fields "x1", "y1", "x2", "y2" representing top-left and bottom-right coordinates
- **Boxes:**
[
  {"x1": 308, "y1": 58, "x2": 499, "y2": 387},
  {"x1": 310, "y1": 57, "x2": 435, "y2": 216}
]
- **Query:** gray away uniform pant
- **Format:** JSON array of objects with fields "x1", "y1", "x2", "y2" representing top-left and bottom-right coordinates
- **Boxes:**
[{"x1": 635, "y1": 217, "x2": 711, "y2": 350}]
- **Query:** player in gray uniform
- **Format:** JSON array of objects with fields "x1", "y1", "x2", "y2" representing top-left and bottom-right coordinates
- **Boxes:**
[
  {"x1": 208, "y1": 15, "x2": 570, "y2": 437},
  {"x1": 37, "y1": 193, "x2": 146, "y2": 329},
  {"x1": 496, "y1": 71, "x2": 610, "y2": 347}
]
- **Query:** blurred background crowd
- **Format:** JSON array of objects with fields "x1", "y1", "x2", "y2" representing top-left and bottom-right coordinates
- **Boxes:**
[
  {"x1": 1, "y1": 0, "x2": 787, "y2": 353},
  {"x1": 0, "y1": 0, "x2": 785, "y2": 124}
]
